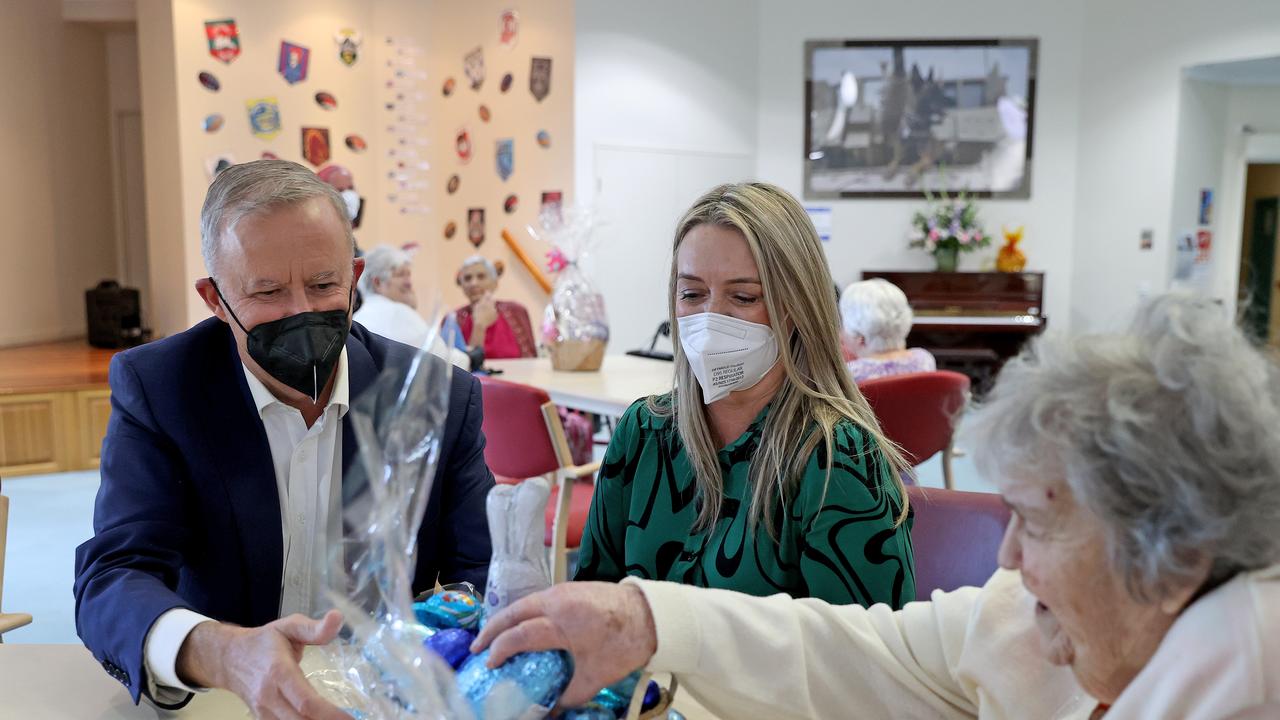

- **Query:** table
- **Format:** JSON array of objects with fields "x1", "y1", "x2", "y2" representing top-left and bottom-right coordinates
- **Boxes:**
[
  {"x1": 0, "y1": 644, "x2": 718, "y2": 719},
  {"x1": 485, "y1": 356, "x2": 673, "y2": 417}
]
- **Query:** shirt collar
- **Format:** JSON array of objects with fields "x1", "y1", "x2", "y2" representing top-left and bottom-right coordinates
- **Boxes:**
[{"x1": 241, "y1": 347, "x2": 350, "y2": 419}]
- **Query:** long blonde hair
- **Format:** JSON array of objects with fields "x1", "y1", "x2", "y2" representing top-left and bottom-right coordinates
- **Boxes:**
[{"x1": 650, "y1": 182, "x2": 911, "y2": 537}]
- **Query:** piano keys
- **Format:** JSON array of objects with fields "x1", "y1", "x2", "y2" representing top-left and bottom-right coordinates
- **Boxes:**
[{"x1": 860, "y1": 270, "x2": 1047, "y2": 396}]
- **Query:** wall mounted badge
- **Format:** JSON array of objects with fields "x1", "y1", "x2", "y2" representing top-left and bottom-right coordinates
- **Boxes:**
[
  {"x1": 315, "y1": 91, "x2": 337, "y2": 110},
  {"x1": 278, "y1": 41, "x2": 310, "y2": 85},
  {"x1": 198, "y1": 71, "x2": 220, "y2": 92},
  {"x1": 301, "y1": 127, "x2": 330, "y2": 167},
  {"x1": 261, "y1": 151, "x2": 279, "y2": 160},
  {"x1": 204, "y1": 19, "x2": 241, "y2": 64},
  {"x1": 202, "y1": 114, "x2": 225, "y2": 133},
  {"x1": 444, "y1": 220, "x2": 457, "y2": 240},
  {"x1": 467, "y1": 208, "x2": 485, "y2": 247},
  {"x1": 499, "y1": 10, "x2": 519, "y2": 48},
  {"x1": 456, "y1": 129, "x2": 473, "y2": 163},
  {"x1": 446, "y1": 174, "x2": 460, "y2": 194},
  {"x1": 334, "y1": 28, "x2": 361, "y2": 67},
  {"x1": 204, "y1": 152, "x2": 236, "y2": 180},
  {"x1": 500, "y1": 73, "x2": 513, "y2": 93},
  {"x1": 246, "y1": 97, "x2": 281, "y2": 140},
  {"x1": 529, "y1": 57, "x2": 552, "y2": 101},
  {"x1": 478, "y1": 104, "x2": 491, "y2": 123},
  {"x1": 442, "y1": 77, "x2": 456, "y2": 97},
  {"x1": 345, "y1": 134, "x2": 367, "y2": 153},
  {"x1": 464, "y1": 46, "x2": 485, "y2": 89},
  {"x1": 536, "y1": 130, "x2": 551, "y2": 148},
  {"x1": 496, "y1": 138, "x2": 514, "y2": 181},
  {"x1": 503, "y1": 194, "x2": 518, "y2": 213},
  {"x1": 541, "y1": 190, "x2": 563, "y2": 223}
]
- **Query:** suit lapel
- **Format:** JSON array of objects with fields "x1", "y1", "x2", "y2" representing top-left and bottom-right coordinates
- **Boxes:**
[{"x1": 202, "y1": 326, "x2": 283, "y2": 626}]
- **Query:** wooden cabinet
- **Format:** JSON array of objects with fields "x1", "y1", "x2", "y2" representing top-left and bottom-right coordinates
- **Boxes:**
[{"x1": 0, "y1": 390, "x2": 111, "y2": 477}]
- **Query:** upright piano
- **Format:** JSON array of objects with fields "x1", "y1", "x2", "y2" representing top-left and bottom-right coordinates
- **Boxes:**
[{"x1": 860, "y1": 271, "x2": 1046, "y2": 396}]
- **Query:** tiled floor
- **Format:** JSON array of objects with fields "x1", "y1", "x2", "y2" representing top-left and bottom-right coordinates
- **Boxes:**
[{"x1": 1, "y1": 442, "x2": 993, "y2": 645}]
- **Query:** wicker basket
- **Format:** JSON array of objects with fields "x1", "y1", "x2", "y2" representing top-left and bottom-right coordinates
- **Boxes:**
[{"x1": 548, "y1": 338, "x2": 607, "y2": 371}]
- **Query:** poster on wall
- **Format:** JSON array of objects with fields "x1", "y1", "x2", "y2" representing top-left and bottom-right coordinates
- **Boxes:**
[
  {"x1": 804, "y1": 38, "x2": 1038, "y2": 199},
  {"x1": 278, "y1": 41, "x2": 311, "y2": 84},
  {"x1": 247, "y1": 98, "x2": 281, "y2": 140},
  {"x1": 301, "y1": 127, "x2": 330, "y2": 166},
  {"x1": 530, "y1": 57, "x2": 552, "y2": 101},
  {"x1": 205, "y1": 152, "x2": 236, "y2": 180},
  {"x1": 1199, "y1": 188, "x2": 1214, "y2": 225},
  {"x1": 205, "y1": 19, "x2": 241, "y2": 64},
  {"x1": 334, "y1": 29, "x2": 361, "y2": 67}
]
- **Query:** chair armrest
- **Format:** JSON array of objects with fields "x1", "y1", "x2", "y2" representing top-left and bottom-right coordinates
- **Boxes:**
[
  {"x1": 559, "y1": 461, "x2": 601, "y2": 480},
  {"x1": 0, "y1": 612, "x2": 33, "y2": 635}
]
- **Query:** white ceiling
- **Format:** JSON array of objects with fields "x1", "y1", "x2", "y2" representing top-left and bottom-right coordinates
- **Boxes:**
[{"x1": 1186, "y1": 55, "x2": 1280, "y2": 86}]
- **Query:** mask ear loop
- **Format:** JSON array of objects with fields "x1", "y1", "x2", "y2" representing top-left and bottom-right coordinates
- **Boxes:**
[{"x1": 210, "y1": 279, "x2": 252, "y2": 335}]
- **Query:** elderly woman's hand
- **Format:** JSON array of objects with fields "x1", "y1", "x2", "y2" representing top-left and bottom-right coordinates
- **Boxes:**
[{"x1": 470, "y1": 581, "x2": 658, "y2": 707}]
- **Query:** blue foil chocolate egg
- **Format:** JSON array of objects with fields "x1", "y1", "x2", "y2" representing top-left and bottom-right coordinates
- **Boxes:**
[
  {"x1": 413, "y1": 588, "x2": 482, "y2": 630},
  {"x1": 457, "y1": 648, "x2": 573, "y2": 719},
  {"x1": 642, "y1": 680, "x2": 661, "y2": 711},
  {"x1": 424, "y1": 627, "x2": 475, "y2": 670}
]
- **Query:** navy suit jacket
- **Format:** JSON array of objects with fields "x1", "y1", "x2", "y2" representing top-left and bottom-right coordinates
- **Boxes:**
[{"x1": 73, "y1": 318, "x2": 494, "y2": 703}]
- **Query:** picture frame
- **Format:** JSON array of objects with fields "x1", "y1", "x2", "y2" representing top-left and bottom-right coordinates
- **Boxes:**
[{"x1": 804, "y1": 37, "x2": 1038, "y2": 199}]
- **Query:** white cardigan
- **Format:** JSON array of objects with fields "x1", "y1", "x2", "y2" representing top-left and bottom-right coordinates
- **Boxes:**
[{"x1": 630, "y1": 565, "x2": 1280, "y2": 719}]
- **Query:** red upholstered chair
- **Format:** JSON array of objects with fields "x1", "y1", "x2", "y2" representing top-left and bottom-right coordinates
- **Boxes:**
[
  {"x1": 857, "y1": 370, "x2": 970, "y2": 489},
  {"x1": 477, "y1": 376, "x2": 599, "y2": 583},
  {"x1": 906, "y1": 486, "x2": 1010, "y2": 601}
]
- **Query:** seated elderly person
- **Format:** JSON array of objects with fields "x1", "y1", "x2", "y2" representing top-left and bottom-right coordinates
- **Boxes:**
[
  {"x1": 840, "y1": 278, "x2": 936, "y2": 381},
  {"x1": 353, "y1": 245, "x2": 476, "y2": 370},
  {"x1": 475, "y1": 293, "x2": 1280, "y2": 718},
  {"x1": 454, "y1": 255, "x2": 537, "y2": 359}
]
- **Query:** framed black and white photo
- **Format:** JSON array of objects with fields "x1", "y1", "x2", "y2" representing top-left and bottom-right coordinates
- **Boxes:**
[{"x1": 804, "y1": 38, "x2": 1038, "y2": 199}]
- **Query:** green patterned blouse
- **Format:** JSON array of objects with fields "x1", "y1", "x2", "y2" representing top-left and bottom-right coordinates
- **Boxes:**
[{"x1": 575, "y1": 398, "x2": 915, "y2": 608}]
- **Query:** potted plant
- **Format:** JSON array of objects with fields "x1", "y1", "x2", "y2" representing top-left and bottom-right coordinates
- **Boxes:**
[{"x1": 908, "y1": 191, "x2": 989, "y2": 272}]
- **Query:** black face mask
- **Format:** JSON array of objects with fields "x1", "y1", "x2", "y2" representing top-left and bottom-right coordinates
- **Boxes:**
[{"x1": 212, "y1": 281, "x2": 351, "y2": 403}]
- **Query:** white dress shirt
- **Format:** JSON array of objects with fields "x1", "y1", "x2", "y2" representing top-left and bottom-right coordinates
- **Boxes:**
[
  {"x1": 141, "y1": 350, "x2": 350, "y2": 701},
  {"x1": 353, "y1": 293, "x2": 470, "y2": 370}
]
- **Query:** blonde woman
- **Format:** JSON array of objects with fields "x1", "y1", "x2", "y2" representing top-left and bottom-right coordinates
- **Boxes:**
[{"x1": 574, "y1": 183, "x2": 915, "y2": 607}]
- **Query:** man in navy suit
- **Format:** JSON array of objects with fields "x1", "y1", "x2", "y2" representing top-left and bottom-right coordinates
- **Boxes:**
[{"x1": 74, "y1": 160, "x2": 494, "y2": 719}]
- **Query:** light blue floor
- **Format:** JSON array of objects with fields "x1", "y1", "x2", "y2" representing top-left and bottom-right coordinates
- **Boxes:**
[
  {"x1": 3, "y1": 470, "x2": 99, "y2": 644},
  {"x1": 1, "y1": 441, "x2": 991, "y2": 646}
]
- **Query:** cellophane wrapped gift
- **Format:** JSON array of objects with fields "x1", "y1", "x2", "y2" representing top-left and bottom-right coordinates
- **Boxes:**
[
  {"x1": 303, "y1": 306, "x2": 572, "y2": 719},
  {"x1": 531, "y1": 207, "x2": 609, "y2": 371}
]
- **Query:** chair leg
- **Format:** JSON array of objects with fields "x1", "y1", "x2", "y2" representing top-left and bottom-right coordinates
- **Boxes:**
[
  {"x1": 942, "y1": 447, "x2": 955, "y2": 490},
  {"x1": 550, "y1": 473, "x2": 574, "y2": 584}
]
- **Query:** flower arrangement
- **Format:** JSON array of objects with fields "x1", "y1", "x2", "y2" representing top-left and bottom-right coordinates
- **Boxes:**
[{"x1": 908, "y1": 190, "x2": 989, "y2": 272}]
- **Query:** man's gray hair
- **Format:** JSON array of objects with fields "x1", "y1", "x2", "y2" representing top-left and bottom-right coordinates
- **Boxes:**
[
  {"x1": 965, "y1": 293, "x2": 1280, "y2": 602},
  {"x1": 458, "y1": 254, "x2": 497, "y2": 278},
  {"x1": 358, "y1": 245, "x2": 412, "y2": 296},
  {"x1": 839, "y1": 278, "x2": 914, "y2": 353},
  {"x1": 200, "y1": 159, "x2": 354, "y2": 276}
]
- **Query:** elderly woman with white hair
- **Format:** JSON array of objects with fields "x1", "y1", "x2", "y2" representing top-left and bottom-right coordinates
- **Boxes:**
[
  {"x1": 473, "y1": 293, "x2": 1280, "y2": 719},
  {"x1": 840, "y1": 278, "x2": 936, "y2": 381},
  {"x1": 353, "y1": 244, "x2": 473, "y2": 370}
]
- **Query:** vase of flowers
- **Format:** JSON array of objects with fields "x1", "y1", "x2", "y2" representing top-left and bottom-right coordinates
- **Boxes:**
[{"x1": 908, "y1": 191, "x2": 989, "y2": 272}]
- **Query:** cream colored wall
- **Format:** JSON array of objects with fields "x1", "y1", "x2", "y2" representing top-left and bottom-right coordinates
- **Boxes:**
[
  {"x1": 138, "y1": 0, "x2": 573, "y2": 338},
  {"x1": 166, "y1": 0, "x2": 381, "y2": 330},
  {"x1": 0, "y1": 0, "x2": 118, "y2": 347},
  {"x1": 418, "y1": 1, "x2": 575, "y2": 329}
]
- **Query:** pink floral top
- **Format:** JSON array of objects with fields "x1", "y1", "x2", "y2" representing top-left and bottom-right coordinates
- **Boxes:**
[{"x1": 847, "y1": 348, "x2": 937, "y2": 382}]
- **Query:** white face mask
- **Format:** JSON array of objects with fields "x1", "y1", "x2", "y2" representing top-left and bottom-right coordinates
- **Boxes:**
[
  {"x1": 677, "y1": 312, "x2": 779, "y2": 404},
  {"x1": 339, "y1": 189, "x2": 361, "y2": 221}
]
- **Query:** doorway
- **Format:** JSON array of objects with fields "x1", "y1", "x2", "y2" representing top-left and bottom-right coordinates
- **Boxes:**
[{"x1": 1237, "y1": 164, "x2": 1280, "y2": 346}]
